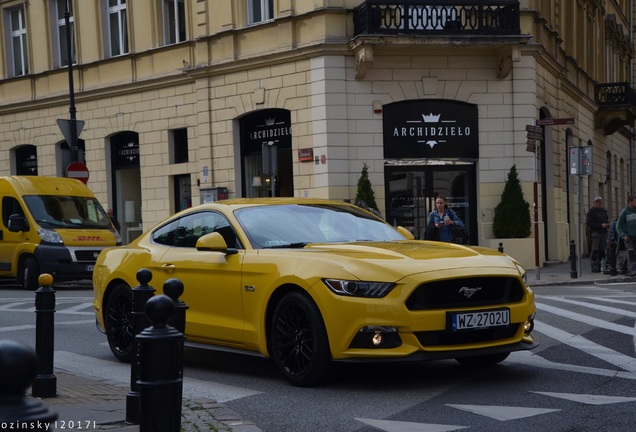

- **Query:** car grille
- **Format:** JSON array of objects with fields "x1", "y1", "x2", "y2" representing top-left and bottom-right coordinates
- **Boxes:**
[
  {"x1": 74, "y1": 250, "x2": 101, "y2": 262},
  {"x1": 405, "y1": 277, "x2": 525, "y2": 310},
  {"x1": 415, "y1": 324, "x2": 520, "y2": 347}
]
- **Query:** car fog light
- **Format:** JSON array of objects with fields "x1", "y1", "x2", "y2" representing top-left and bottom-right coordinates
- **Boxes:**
[
  {"x1": 524, "y1": 317, "x2": 535, "y2": 334},
  {"x1": 372, "y1": 331, "x2": 383, "y2": 346},
  {"x1": 349, "y1": 326, "x2": 402, "y2": 349}
]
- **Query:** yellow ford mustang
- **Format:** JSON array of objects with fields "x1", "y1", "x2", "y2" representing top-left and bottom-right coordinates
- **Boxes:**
[{"x1": 93, "y1": 198, "x2": 537, "y2": 386}]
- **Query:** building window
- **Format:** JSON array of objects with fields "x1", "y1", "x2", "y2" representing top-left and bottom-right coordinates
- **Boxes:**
[
  {"x1": 247, "y1": 0, "x2": 273, "y2": 25},
  {"x1": 162, "y1": 0, "x2": 186, "y2": 45},
  {"x1": 53, "y1": 0, "x2": 76, "y2": 67},
  {"x1": 106, "y1": 0, "x2": 128, "y2": 57},
  {"x1": 7, "y1": 6, "x2": 28, "y2": 76},
  {"x1": 170, "y1": 128, "x2": 189, "y2": 164}
]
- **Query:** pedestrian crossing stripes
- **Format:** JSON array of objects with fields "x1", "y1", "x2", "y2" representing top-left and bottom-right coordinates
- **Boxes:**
[{"x1": 0, "y1": 297, "x2": 93, "y2": 315}]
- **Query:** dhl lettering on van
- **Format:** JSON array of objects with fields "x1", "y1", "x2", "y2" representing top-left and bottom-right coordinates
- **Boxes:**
[{"x1": 0, "y1": 176, "x2": 122, "y2": 290}]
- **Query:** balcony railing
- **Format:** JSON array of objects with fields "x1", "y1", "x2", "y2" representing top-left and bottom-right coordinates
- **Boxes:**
[
  {"x1": 594, "y1": 83, "x2": 636, "y2": 134},
  {"x1": 595, "y1": 83, "x2": 636, "y2": 107},
  {"x1": 353, "y1": 0, "x2": 521, "y2": 37}
]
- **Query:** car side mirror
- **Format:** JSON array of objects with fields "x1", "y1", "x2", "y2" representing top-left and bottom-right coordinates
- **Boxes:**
[
  {"x1": 196, "y1": 232, "x2": 238, "y2": 255},
  {"x1": 8, "y1": 214, "x2": 29, "y2": 233},
  {"x1": 396, "y1": 226, "x2": 415, "y2": 240}
]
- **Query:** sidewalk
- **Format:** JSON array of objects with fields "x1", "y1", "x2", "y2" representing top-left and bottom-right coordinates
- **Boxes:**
[
  {"x1": 25, "y1": 258, "x2": 635, "y2": 431},
  {"x1": 32, "y1": 369, "x2": 262, "y2": 432},
  {"x1": 525, "y1": 256, "x2": 636, "y2": 286}
]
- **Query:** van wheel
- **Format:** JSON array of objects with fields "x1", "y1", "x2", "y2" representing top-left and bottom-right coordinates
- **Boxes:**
[
  {"x1": 105, "y1": 284, "x2": 133, "y2": 362},
  {"x1": 21, "y1": 257, "x2": 40, "y2": 291}
]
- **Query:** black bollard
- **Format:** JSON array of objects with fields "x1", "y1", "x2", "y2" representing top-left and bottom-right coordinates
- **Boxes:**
[
  {"x1": 498, "y1": 242, "x2": 504, "y2": 253},
  {"x1": 570, "y1": 240, "x2": 577, "y2": 279},
  {"x1": 32, "y1": 274, "x2": 56, "y2": 398},
  {"x1": 137, "y1": 295, "x2": 184, "y2": 432},
  {"x1": 126, "y1": 269, "x2": 156, "y2": 424},
  {"x1": 0, "y1": 339, "x2": 58, "y2": 426},
  {"x1": 608, "y1": 240, "x2": 617, "y2": 276},
  {"x1": 163, "y1": 278, "x2": 188, "y2": 335}
]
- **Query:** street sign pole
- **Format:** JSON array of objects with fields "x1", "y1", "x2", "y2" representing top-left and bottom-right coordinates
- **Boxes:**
[{"x1": 64, "y1": 1, "x2": 78, "y2": 162}]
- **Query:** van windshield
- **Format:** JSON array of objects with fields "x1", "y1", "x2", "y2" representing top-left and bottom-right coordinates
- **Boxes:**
[{"x1": 23, "y1": 195, "x2": 112, "y2": 229}]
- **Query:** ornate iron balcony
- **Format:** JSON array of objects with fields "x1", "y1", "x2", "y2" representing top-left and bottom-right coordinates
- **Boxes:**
[
  {"x1": 595, "y1": 83, "x2": 636, "y2": 107},
  {"x1": 594, "y1": 83, "x2": 636, "y2": 135},
  {"x1": 353, "y1": 0, "x2": 521, "y2": 36}
]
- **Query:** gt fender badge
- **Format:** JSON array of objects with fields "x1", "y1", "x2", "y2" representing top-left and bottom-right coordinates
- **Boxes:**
[
  {"x1": 244, "y1": 285, "x2": 255, "y2": 292},
  {"x1": 459, "y1": 287, "x2": 481, "y2": 298}
]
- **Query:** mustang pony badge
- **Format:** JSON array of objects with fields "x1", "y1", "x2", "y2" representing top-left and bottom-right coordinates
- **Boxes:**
[{"x1": 459, "y1": 286, "x2": 482, "y2": 298}]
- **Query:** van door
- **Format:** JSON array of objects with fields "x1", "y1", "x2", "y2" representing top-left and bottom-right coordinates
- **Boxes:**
[{"x1": 0, "y1": 196, "x2": 29, "y2": 275}]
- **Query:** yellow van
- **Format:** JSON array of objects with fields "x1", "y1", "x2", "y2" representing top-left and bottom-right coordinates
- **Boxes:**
[{"x1": 0, "y1": 176, "x2": 121, "y2": 289}]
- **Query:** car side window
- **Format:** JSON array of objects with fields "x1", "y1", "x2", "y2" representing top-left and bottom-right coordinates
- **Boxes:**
[{"x1": 152, "y1": 211, "x2": 241, "y2": 249}]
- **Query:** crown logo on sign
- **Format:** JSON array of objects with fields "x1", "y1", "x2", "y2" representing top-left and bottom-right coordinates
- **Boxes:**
[
  {"x1": 264, "y1": 117, "x2": 276, "y2": 126},
  {"x1": 422, "y1": 113, "x2": 441, "y2": 122}
]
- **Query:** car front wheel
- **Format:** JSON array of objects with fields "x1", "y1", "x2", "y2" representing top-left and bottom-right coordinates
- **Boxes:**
[
  {"x1": 105, "y1": 284, "x2": 133, "y2": 362},
  {"x1": 455, "y1": 352, "x2": 510, "y2": 367},
  {"x1": 270, "y1": 291, "x2": 332, "y2": 387}
]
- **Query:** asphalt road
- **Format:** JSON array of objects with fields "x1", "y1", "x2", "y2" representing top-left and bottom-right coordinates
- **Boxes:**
[{"x1": 2, "y1": 280, "x2": 636, "y2": 432}]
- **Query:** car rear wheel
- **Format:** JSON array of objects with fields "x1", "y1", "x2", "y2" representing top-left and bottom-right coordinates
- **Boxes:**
[
  {"x1": 20, "y1": 257, "x2": 39, "y2": 291},
  {"x1": 270, "y1": 291, "x2": 332, "y2": 387},
  {"x1": 105, "y1": 284, "x2": 133, "y2": 362},
  {"x1": 455, "y1": 352, "x2": 510, "y2": 367}
]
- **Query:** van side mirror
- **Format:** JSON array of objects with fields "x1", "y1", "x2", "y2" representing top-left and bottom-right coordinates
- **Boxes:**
[{"x1": 8, "y1": 214, "x2": 29, "y2": 232}]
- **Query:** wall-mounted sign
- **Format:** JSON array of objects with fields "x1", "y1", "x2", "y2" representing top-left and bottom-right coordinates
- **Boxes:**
[
  {"x1": 298, "y1": 148, "x2": 314, "y2": 162},
  {"x1": 241, "y1": 109, "x2": 292, "y2": 153},
  {"x1": 383, "y1": 99, "x2": 479, "y2": 159},
  {"x1": 113, "y1": 132, "x2": 140, "y2": 168},
  {"x1": 16, "y1": 145, "x2": 38, "y2": 175}
]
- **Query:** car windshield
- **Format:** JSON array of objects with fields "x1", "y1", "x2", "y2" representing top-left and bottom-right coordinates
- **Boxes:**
[
  {"x1": 235, "y1": 204, "x2": 406, "y2": 249},
  {"x1": 23, "y1": 195, "x2": 111, "y2": 229}
]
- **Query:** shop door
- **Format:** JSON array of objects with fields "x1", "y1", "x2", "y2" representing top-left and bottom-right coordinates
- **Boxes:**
[{"x1": 385, "y1": 164, "x2": 477, "y2": 243}]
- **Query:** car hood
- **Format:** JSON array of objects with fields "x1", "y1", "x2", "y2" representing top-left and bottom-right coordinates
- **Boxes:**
[{"x1": 262, "y1": 241, "x2": 522, "y2": 282}]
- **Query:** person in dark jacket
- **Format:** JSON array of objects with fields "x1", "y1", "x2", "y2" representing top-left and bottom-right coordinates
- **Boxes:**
[
  {"x1": 427, "y1": 196, "x2": 464, "y2": 243},
  {"x1": 616, "y1": 195, "x2": 636, "y2": 277},
  {"x1": 586, "y1": 196, "x2": 609, "y2": 272}
]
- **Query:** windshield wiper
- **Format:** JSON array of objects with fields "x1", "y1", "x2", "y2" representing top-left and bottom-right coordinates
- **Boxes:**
[{"x1": 264, "y1": 242, "x2": 308, "y2": 249}]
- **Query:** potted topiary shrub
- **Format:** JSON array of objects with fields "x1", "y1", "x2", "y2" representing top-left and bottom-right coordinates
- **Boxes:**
[
  {"x1": 493, "y1": 164, "x2": 531, "y2": 238},
  {"x1": 354, "y1": 162, "x2": 380, "y2": 214},
  {"x1": 489, "y1": 165, "x2": 534, "y2": 268}
]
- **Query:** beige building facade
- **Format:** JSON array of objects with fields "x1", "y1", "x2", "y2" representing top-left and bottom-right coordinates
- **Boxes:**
[{"x1": 0, "y1": 0, "x2": 634, "y2": 269}]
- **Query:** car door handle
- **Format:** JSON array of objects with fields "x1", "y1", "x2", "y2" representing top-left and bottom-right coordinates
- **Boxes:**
[{"x1": 161, "y1": 263, "x2": 176, "y2": 272}]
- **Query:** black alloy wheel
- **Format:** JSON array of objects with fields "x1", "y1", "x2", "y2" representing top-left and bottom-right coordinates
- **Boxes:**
[
  {"x1": 270, "y1": 291, "x2": 331, "y2": 387},
  {"x1": 105, "y1": 284, "x2": 134, "y2": 362}
]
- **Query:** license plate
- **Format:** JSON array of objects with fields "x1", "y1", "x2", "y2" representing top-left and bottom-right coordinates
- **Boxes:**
[{"x1": 451, "y1": 309, "x2": 510, "y2": 331}]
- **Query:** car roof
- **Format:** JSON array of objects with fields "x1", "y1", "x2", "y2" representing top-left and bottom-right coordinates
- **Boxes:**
[{"x1": 197, "y1": 197, "x2": 356, "y2": 210}]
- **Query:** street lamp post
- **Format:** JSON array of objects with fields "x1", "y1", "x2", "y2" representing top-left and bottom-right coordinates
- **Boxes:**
[{"x1": 64, "y1": 0, "x2": 78, "y2": 162}]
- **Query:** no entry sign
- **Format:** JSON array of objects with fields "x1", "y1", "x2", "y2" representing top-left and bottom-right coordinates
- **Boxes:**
[{"x1": 66, "y1": 161, "x2": 89, "y2": 183}]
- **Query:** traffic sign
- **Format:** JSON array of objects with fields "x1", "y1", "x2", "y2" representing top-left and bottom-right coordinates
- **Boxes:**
[
  {"x1": 536, "y1": 118, "x2": 575, "y2": 126},
  {"x1": 66, "y1": 161, "x2": 89, "y2": 183},
  {"x1": 57, "y1": 119, "x2": 85, "y2": 146}
]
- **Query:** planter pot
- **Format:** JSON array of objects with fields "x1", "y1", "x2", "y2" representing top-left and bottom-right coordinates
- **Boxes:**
[{"x1": 483, "y1": 238, "x2": 540, "y2": 270}]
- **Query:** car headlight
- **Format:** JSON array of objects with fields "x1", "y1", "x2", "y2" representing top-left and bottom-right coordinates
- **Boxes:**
[
  {"x1": 514, "y1": 263, "x2": 527, "y2": 284},
  {"x1": 38, "y1": 227, "x2": 63, "y2": 244},
  {"x1": 323, "y1": 279, "x2": 396, "y2": 298}
]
